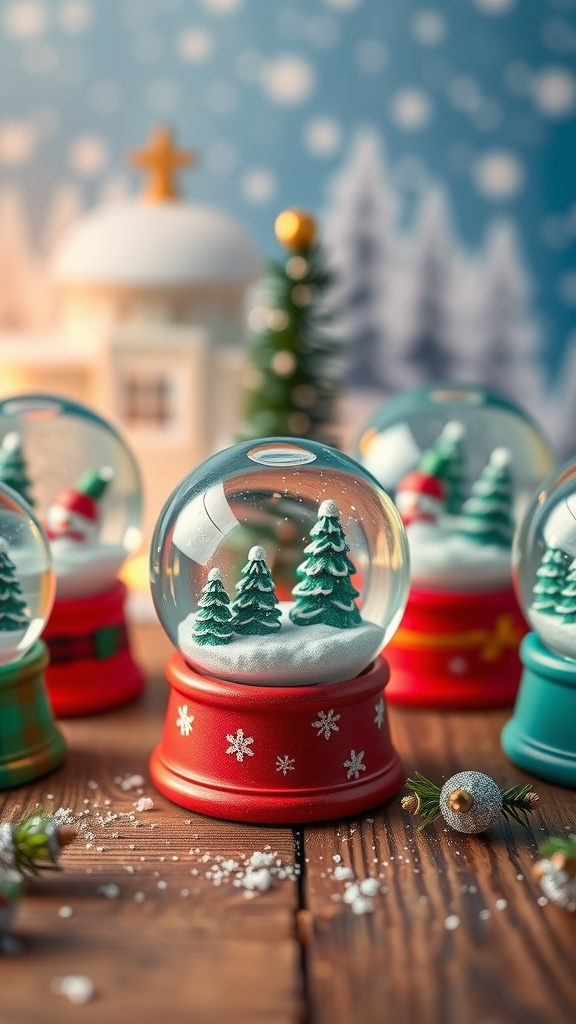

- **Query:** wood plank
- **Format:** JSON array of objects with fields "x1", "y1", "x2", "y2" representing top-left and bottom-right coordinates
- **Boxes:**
[
  {"x1": 1, "y1": 625, "x2": 304, "y2": 1024},
  {"x1": 302, "y1": 705, "x2": 576, "y2": 1024}
]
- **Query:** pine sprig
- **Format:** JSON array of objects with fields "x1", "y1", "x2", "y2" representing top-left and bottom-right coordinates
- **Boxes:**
[
  {"x1": 539, "y1": 834, "x2": 576, "y2": 862},
  {"x1": 11, "y1": 809, "x2": 75, "y2": 877},
  {"x1": 402, "y1": 772, "x2": 442, "y2": 830},
  {"x1": 500, "y1": 784, "x2": 540, "y2": 827}
]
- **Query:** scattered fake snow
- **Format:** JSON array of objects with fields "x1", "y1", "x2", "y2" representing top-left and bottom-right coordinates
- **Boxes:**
[
  {"x1": 407, "y1": 520, "x2": 511, "y2": 592},
  {"x1": 51, "y1": 976, "x2": 95, "y2": 1005},
  {"x1": 178, "y1": 603, "x2": 385, "y2": 686}
]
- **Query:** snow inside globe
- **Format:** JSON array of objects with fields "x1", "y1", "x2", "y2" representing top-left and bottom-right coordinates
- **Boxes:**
[
  {"x1": 0, "y1": 395, "x2": 142, "y2": 599},
  {"x1": 0, "y1": 480, "x2": 55, "y2": 666},
  {"x1": 150, "y1": 438, "x2": 410, "y2": 686},
  {"x1": 357, "y1": 385, "x2": 555, "y2": 593},
  {"x1": 513, "y1": 460, "x2": 576, "y2": 661}
]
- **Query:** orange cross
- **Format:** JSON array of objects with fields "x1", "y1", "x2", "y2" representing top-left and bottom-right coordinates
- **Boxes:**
[{"x1": 129, "y1": 126, "x2": 195, "y2": 203}]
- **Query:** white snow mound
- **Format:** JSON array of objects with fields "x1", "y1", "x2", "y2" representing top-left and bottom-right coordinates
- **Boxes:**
[
  {"x1": 51, "y1": 540, "x2": 126, "y2": 598},
  {"x1": 528, "y1": 608, "x2": 576, "y2": 661},
  {"x1": 407, "y1": 521, "x2": 512, "y2": 592},
  {"x1": 178, "y1": 603, "x2": 385, "y2": 686}
]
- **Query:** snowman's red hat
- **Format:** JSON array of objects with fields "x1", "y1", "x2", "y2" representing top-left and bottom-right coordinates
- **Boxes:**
[
  {"x1": 52, "y1": 467, "x2": 114, "y2": 522},
  {"x1": 397, "y1": 470, "x2": 444, "y2": 502}
]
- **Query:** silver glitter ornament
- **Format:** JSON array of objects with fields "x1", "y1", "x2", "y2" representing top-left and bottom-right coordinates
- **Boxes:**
[
  {"x1": 536, "y1": 861, "x2": 576, "y2": 912},
  {"x1": 439, "y1": 771, "x2": 503, "y2": 834}
]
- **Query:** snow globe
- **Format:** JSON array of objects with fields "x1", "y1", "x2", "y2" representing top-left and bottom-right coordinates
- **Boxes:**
[
  {"x1": 502, "y1": 460, "x2": 576, "y2": 786},
  {"x1": 149, "y1": 437, "x2": 410, "y2": 823},
  {"x1": 0, "y1": 481, "x2": 65, "y2": 787},
  {"x1": 0, "y1": 394, "x2": 144, "y2": 717},
  {"x1": 356, "y1": 385, "x2": 555, "y2": 708}
]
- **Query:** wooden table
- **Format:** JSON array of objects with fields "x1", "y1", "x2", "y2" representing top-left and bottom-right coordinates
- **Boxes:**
[{"x1": 2, "y1": 624, "x2": 576, "y2": 1024}]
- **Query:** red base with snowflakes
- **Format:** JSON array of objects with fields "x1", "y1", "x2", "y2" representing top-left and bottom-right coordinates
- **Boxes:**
[
  {"x1": 150, "y1": 652, "x2": 403, "y2": 824},
  {"x1": 384, "y1": 584, "x2": 526, "y2": 708},
  {"x1": 44, "y1": 581, "x2": 145, "y2": 717}
]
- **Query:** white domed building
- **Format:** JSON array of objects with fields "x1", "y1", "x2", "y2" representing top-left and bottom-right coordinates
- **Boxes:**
[{"x1": 0, "y1": 128, "x2": 261, "y2": 546}]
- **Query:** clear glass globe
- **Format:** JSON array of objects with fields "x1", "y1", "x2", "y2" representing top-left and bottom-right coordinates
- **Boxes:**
[
  {"x1": 0, "y1": 481, "x2": 55, "y2": 665},
  {"x1": 150, "y1": 438, "x2": 410, "y2": 686},
  {"x1": 513, "y1": 460, "x2": 576, "y2": 660},
  {"x1": 356, "y1": 384, "x2": 555, "y2": 593},
  {"x1": 0, "y1": 394, "x2": 142, "y2": 599}
]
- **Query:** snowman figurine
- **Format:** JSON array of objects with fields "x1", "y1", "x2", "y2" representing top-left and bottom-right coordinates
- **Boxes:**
[
  {"x1": 46, "y1": 467, "x2": 114, "y2": 545},
  {"x1": 395, "y1": 469, "x2": 445, "y2": 529}
]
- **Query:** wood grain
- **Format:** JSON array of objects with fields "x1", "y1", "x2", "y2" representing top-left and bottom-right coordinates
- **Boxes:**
[
  {"x1": 1, "y1": 625, "x2": 575, "y2": 1024},
  {"x1": 1, "y1": 625, "x2": 303, "y2": 1024},
  {"x1": 303, "y1": 707, "x2": 576, "y2": 1024}
]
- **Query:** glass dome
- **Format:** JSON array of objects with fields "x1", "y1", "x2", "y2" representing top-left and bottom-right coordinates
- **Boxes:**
[
  {"x1": 0, "y1": 481, "x2": 55, "y2": 665},
  {"x1": 150, "y1": 437, "x2": 410, "y2": 686},
  {"x1": 356, "y1": 384, "x2": 555, "y2": 593},
  {"x1": 0, "y1": 394, "x2": 142, "y2": 599},
  {"x1": 513, "y1": 460, "x2": 576, "y2": 661}
]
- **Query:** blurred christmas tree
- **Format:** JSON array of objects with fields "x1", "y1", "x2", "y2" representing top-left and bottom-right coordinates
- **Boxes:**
[{"x1": 240, "y1": 209, "x2": 339, "y2": 446}]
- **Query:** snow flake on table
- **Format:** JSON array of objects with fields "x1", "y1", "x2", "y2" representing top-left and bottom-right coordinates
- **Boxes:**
[
  {"x1": 225, "y1": 728, "x2": 254, "y2": 762},
  {"x1": 312, "y1": 709, "x2": 341, "y2": 740},
  {"x1": 176, "y1": 704, "x2": 194, "y2": 737},
  {"x1": 344, "y1": 750, "x2": 366, "y2": 780},
  {"x1": 374, "y1": 698, "x2": 385, "y2": 729},
  {"x1": 275, "y1": 754, "x2": 296, "y2": 776}
]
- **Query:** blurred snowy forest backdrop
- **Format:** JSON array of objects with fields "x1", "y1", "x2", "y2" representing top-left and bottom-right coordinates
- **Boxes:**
[{"x1": 0, "y1": 0, "x2": 575, "y2": 454}]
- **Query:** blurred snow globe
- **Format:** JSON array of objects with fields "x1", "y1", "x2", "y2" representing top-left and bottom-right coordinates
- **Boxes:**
[
  {"x1": 513, "y1": 460, "x2": 576, "y2": 661},
  {"x1": 0, "y1": 481, "x2": 55, "y2": 666},
  {"x1": 150, "y1": 437, "x2": 410, "y2": 686},
  {"x1": 357, "y1": 384, "x2": 555, "y2": 593},
  {"x1": 0, "y1": 394, "x2": 142, "y2": 599}
]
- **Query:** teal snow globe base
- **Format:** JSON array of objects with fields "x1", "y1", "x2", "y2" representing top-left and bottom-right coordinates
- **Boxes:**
[
  {"x1": 502, "y1": 633, "x2": 576, "y2": 787},
  {"x1": 502, "y1": 460, "x2": 576, "y2": 787}
]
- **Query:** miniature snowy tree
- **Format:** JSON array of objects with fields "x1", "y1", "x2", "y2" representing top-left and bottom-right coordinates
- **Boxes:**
[
  {"x1": 402, "y1": 191, "x2": 456, "y2": 383},
  {"x1": 323, "y1": 132, "x2": 396, "y2": 390},
  {"x1": 459, "y1": 448, "x2": 514, "y2": 547},
  {"x1": 0, "y1": 539, "x2": 29, "y2": 633},
  {"x1": 230, "y1": 546, "x2": 282, "y2": 636},
  {"x1": 290, "y1": 499, "x2": 361, "y2": 629},
  {"x1": 554, "y1": 559, "x2": 576, "y2": 624},
  {"x1": 532, "y1": 547, "x2": 569, "y2": 614},
  {"x1": 192, "y1": 568, "x2": 233, "y2": 646},
  {"x1": 240, "y1": 210, "x2": 339, "y2": 445},
  {"x1": 418, "y1": 421, "x2": 466, "y2": 514},
  {"x1": 0, "y1": 433, "x2": 35, "y2": 508}
]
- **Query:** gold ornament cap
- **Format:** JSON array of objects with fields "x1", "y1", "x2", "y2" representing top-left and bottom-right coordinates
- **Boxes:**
[{"x1": 275, "y1": 209, "x2": 317, "y2": 251}]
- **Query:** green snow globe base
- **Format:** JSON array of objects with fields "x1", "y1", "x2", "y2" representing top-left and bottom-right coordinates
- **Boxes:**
[{"x1": 503, "y1": 459, "x2": 576, "y2": 786}]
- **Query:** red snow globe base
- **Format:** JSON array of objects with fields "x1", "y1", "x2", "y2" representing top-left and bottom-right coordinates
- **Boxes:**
[
  {"x1": 43, "y1": 581, "x2": 145, "y2": 717},
  {"x1": 150, "y1": 653, "x2": 403, "y2": 824},
  {"x1": 384, "y1": 585, "x2": 526, "y2": 709}
]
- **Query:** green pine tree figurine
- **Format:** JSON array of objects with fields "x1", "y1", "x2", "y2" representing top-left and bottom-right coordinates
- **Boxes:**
[
  {"x1": 532, "y1": 546, "x2": 569, "y2": 614},
  {"x1": 192, "y1": 568, "x2": 233, "y2": 646},
  {"x1": 555, "y1": 558, "x2": 576, "y2": 624},
  {"x1": 230, "y1": 546, "x2": 282, "y2": 636},
  {"x1": 290, "y1": 499, "x2": 361, "y2": 629},
  {"x1": 418, "y1": 421, "x2": 465, "y2": 514},
  {"x1": 458, "y1": 447, "x2": 514, "y2": 547},
  {"x1": 0, "y1": 539, "x2": 29, "y2": 633},
  {"x1": 0, "y1": 433, "x2": 34, "y2": 508},
  {"x1": 240, "y1": 209, "x2": 339, "y2": 445}
]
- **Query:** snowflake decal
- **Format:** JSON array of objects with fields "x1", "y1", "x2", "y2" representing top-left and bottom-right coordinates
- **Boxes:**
[
  {"x1": 374, "y1": 699, "x2": 385, "y2": 730},
  {"x1": 276, "y1": 755, "x2": 296, "y2": 776},
  {"x1": 312, "y1": 709, "x2": 341, "y2": 740},
  {"x1": 176, "y1": 704, "x2": 194, "y2": 737},
  {"x1": 344, "y1": 750, "x2": 366, "y2": 781},
  {"x1": 225, "y1": 728, "x2": 255, "y2": 762}
]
